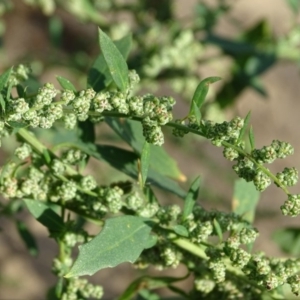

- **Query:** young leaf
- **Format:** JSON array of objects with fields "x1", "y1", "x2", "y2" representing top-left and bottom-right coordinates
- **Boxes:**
[
  {"x1": 238, "y1": 111, "x2": 251, "y2": 141},
  {"x1": 213, "y1": 218, "x2": 223, "y2": 242},
  {"x1": 106, "y1": 118, "x2": 185, "y2": 181},
  {"x1": 188, "y1": 77, "x2": 221, "y2": 120},
  {"x1": 98, "y1": 29, "x2": 129, "y2": 91},
  {"x1": 119, "y1": 274, "x2": 189, "y2": 300},
  {"x1": 0, "y1": 93, "x2": 5, "y2": 113},
  {"x1": 56, "y1": 76, "x2": 76, "y2": 92},
  {"x1": 66, "y1": 216, "x2": 153, "y2": 277},
  {"x1": 0, "y1": 67, "x2": 12, "y2": 92},
  {"x1": 232, "y1": 179, "x2": 260, "y2": 223},
  {"x1": 249, "y1": 125, "x2": 255, "y2": 151},
  {"x1": 173, "y1": 225, "x2": 189, "y2": 237},
  {"x1": 88, "y1": 33, "x2": 132, "y2": 91},
  {"x1": 79, "y1": 143, "x2": 187, "y2": 198},
  {"x1": 24, "y1": 199, "x2": 64, "y2": 232},
  {"x1": 182, "y1": 176, "x2": 201, "y2": 221},
  {"x1": 140, "y1": 141, "x2": 151, "y2": 187},
  {"x1": 15, "y1": 220, "x2": 38, "y2": 256}
]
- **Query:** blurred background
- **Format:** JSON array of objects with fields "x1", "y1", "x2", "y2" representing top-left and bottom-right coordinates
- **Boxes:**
[{"x1": 0, "y1": 0, "x2": 300, "y2": 299}]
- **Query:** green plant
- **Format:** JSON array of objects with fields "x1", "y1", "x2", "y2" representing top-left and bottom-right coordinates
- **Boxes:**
[
  {"x1": 1, "y1": 1, "x2": 300, "y2": 300},
  {"x1": 1, "y1": 27, "x2": 300, "y2": 299}
]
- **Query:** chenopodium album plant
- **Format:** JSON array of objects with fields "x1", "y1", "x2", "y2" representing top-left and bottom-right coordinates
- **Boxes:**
[{"x1": 1, "y1": 29, "x2": 300, "y2": 300}]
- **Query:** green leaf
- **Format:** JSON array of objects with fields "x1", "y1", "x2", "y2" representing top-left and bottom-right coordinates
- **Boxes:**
[
  {"x1": 189, "y1": 100, "x2": 201, "y2": 124},
  {"x1": 213, "y1": 218, "x2": 223, "y2": 242},
  {"x1": 238, "y1": 111, "x2": 251, "y2": 141},
  {"x1": 232, "y1": 179, "x2": 260, "y2": 223},
  {"x1": 182, "y1": 176, "x2": 201, "y2": 221},
  {"x1": 119, "y1": 274, "x2": 189, "y2": 300},
  {"x1": 66, "y1": 216, "x2": 153, "y2": 277},
  {"x1": 24, "y1": 199, "x2": 64, "y2": 232},
  {"x1": 87, "y1": 34, "x2": 132, "y2": 91},
  {"x1": 7, "y1": 121, "x2": 28, "y2": 129},
  {"x1": 138, "y1": 290, "x2": 161, "y2": 300},
  {"x1": 273, "y1": 227, "x2": 300, "y2": 256},
  {"x1": 188, "y1": 77, "x2": 221, "y2": 120},
  {"x1": 77, "y1": 143, "x2": 186, "y2": 199},
  {"x1": 15, "y1": 220, "x2": 38, "y2": 256},
  {"x1": 106, "y1": 118, "x2": 185, "y2": 181},
  {"x1": 144, "y1": 234, "x2": 158, "y2": 249},
  {"x1": 98, "y1": 29, "x2": 129, "y2": 91},
  {"x1": 56, "y1": 76, "x2": 76, "y2": 92},
  {"x1": 0, "y1": 67, "x2": 12, "y2": 92},
  {"x1": 173, "y1": 225, "x2": 189, "y2": 237},
  {"x1": 140, "y1": 141, "x2": 151, "y2": 187},
  {"x1": 249, "y1": 125, "x2": 255, "y2": 151},
  {"x1": 0, "y1": 93, "x2": 5, "y2": 113},
  {"x1": 286, "y1": 0, "x2": 300, "y2": 14}
]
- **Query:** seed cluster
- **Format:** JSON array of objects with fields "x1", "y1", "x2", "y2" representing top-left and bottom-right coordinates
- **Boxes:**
[{"x1": 1, "y1": 68, "x2": 175, "y2": 146}]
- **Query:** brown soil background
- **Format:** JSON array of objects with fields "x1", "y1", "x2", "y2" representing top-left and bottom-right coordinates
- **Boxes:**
[{"x1": 0, "y1": 0, "x2": 300, "y2": 299}]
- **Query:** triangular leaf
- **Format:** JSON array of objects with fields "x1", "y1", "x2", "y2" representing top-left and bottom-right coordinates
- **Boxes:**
[
  {"x1": 66, "y1": 215, "x2": 153, "y2": 277},
  {"x1": 98, "y1": 29, "x2": 129, "y2": 91},
  {"x1": 24, "y1": 199, "x2": 64, "y2": 232}
]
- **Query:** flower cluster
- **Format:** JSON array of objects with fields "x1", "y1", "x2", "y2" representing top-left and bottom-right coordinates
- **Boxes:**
[{"x1": 1, "y1": 68, "x2": 175, "y2": 146}]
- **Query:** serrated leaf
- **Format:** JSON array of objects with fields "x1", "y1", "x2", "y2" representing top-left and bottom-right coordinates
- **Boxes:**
[
  {"x1": 106, "y1": 118, "x2": 185, "y2": 181},
  {"x1": 182, "y1": 176, "x2": 201, "y2": 221},
  {"x1": 249, "y1": 125, "x2": 255, "y2": 151},
  {"x1": 7, "y1": 121, "x2": 28, "y2": 129},
  {"x1": 0, "y1": 67, "x2": 12, "y2": 92},
  {"x1": 66, "y1": 216, "x2": 153, "y2": 277},
  {"x1": 238, "y1": 111, "x2": 251, "y2": 141},
  {"x1": 173, "y1": 225, "x2": 189, "y2": 237},
  {"x1": 232, "y1": 179, "x2": 260, "y2": 223},
  {"x1": 16, "y1": 220, "x2": 38, "y2": 256},
  {"x1": 140, "y1": 141, "x2": 151, "y2": 187},
  {"x1": 273, "y1": 227, "x2": 300, "y2": 256},
  {"x1": 98, "y1": 29, "x2": 129, "y2": 91},
  {"x1": 188, "y1": 77, "x2": 221, "y2": 119},
  {"x1": 24, "y1": 199, "x2": 64, "y2": 232},
  {"x1": 56, "y1": 76, "x2": 76, "y2": 92}
]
